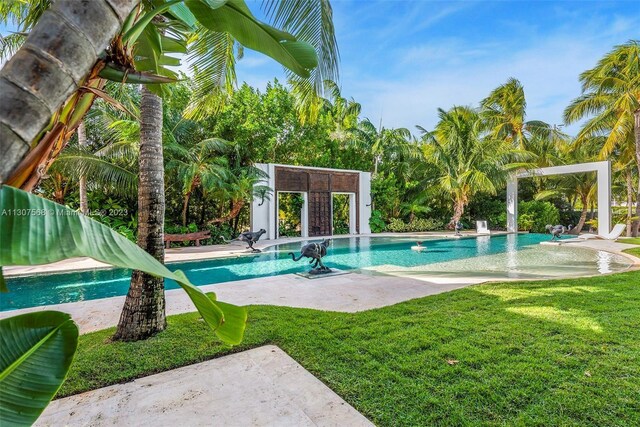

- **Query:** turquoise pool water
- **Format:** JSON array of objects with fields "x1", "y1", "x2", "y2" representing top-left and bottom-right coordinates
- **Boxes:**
[{"x1": 0, "y1": 234, "x2": 632, "y2": 311}]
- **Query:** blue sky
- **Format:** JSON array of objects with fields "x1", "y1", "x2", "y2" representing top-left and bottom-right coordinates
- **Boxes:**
[
  {"x1": 2, "y1": 1, "x2": 637, "y2": 135},
  {"x1": 237, "y1": 0, "x2": 639, "y2": 135}
]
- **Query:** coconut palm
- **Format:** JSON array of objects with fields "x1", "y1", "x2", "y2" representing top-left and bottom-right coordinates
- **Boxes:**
[
  {"x1": 352, "y1": 119, "x2": 412, "y2": 175},
  {"x1": 564, "y1": 40, "x2": 640, "y2": 235},
  {"x1": 166, "y1": 138, "x2": 230, "y2": 226},
  {"x1": 420, "y1": 106, "x2": 523, "y2": 227},
  {"x1": 481, "y1": 78, "x2": 551, "y2": 149},
  {"x1": 113, "y1": 1, "x2": 337, "y2": 341}
]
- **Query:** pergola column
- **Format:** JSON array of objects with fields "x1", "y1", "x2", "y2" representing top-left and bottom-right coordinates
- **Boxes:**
[{"x1": 506, "y1": 178, "x2": 518, "y2": 233}]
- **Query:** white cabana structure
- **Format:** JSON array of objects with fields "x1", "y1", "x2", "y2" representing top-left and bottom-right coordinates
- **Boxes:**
[
  {"x1": 506, "y1": 160, "x2": 612, "y2": 234},
  {"x1": 251, "y1": 163, "x2": 372, "y2": 240}
]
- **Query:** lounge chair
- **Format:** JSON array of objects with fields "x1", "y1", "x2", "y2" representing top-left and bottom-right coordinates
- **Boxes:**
[
  {"x1": 578, "y1": 223, "x2": 626, "y2": 240},
  {"x1": 476, "y1": 220, "x2": 490, "y2": 235}
]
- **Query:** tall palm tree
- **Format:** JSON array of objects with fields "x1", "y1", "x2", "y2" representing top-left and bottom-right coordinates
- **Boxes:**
[
  {"x1": 420, "y1": 106, "x2": 523, "y2": 227},
  {"x1": 113, "y1": 1, "x2": 338, "y2": 341},
  {"x1": 113, "y1": 86, "x2": 167, "y2": 341},
  {"x1": 564, "y1": 40, "x2": 640, "y2": 236},
  {"x1": 481, "y1": 78, "x2": 551, "y2": 149}
]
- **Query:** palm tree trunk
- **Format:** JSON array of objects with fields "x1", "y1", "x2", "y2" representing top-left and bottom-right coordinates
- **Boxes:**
[
  {"x1": 449, "y1": 199, "x2": 465, "y2": 228},
  {"x1": 181, "y1": 191, "x2": 192, "y2": 227},
  {"x1": 633, "y1": 108, "x2": 640, "y2": 237},
  {"x1": 114, "y1": 86, "x2": 166, "y2": 341},
  {"x1": 77, "y1": 121, "x2": 89, "y2": 215},
  {"x1": 0, "y1": 0, "x2": 138, "y2": 182},
  {"x1": 574, "y1": 195, "x2": 589, "y2": 234},
  {"x1": 625, "y1": 170, "x2": 634, "y2": 237}
]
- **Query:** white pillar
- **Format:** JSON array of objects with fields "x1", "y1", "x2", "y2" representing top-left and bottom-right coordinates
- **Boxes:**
[
  {"x1": 348, "y1": 193, "x2": 357, "y2": 234},
  {"x1": 301, "y1": 192, "x2": 309, "y2": 238},
  {"x1": 506, "y1": 178, "x2": 518, "y2": 233},
  {"x1": 359, "y1": 172, "x2": 372, "y2": 234},
  {"x1": 251, "y1": 163, "x2": 277, "y2": 239},
  {"x1": 596, "y1": 160, "x2": 611, "y2": 234}
]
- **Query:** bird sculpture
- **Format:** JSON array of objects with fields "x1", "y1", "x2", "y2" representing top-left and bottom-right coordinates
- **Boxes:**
[{"x1": 545, "y1": 224, "x2": 569, "y2": 241}]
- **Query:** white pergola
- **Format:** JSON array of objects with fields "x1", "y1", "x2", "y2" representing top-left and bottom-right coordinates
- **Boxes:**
[{"x1": 507, "y1": 160, "x2": 611, "y2": 234}]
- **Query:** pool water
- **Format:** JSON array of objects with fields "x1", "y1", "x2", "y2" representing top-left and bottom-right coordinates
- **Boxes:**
[{"x1": 1, "y1": 234, "x2": 632, "y2": 311}]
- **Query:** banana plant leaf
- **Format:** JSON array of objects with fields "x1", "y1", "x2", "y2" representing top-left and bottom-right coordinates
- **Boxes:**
[
  {"x1": 0, "y1": 311, "x2": 79, "y2": 426},
  {"x1": 0, "y1": 185, "x2": 247, "y2": 345},
  {"x1": 185, "y1": 0, "x2": 318, "y2": 78}
]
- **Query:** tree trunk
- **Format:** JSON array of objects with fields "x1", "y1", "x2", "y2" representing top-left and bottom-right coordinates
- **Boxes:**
[
  {"x1": 0, "y1": 0, "x2": 138, "y2": 182},
  {"x1": 181, "y1": 191, "x2": 192, "y2": 227},
  {"x1": 208, "y1": 199, "x2": 246, "y2": 225},
  {"x1": 625, "y1": 170, "x2": 634, "y2": 237},
  {"x1": 114, "y1": 87, "x2": 166, "y2": 342},
  {"x1": 77, "y1": 121, "x2": 89, "y2": 215},
  {"x1": 633, "y1": 108, "x2": 640, "y2": 237},
  {"x1": 573, "y1": 195, "x2": 589, "y2": 234},
  {"x1": 449, "y1": 199, "x2": 465, "y2": 229}
]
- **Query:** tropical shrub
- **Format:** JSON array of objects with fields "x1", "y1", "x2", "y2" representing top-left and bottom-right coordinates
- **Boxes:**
[
  {"x1": 518, "y1": 214, "x2": 535, "y2": 232},
  {"x1": 518, "y1": 201, "x2": 560, "y2": 233},
  {"x1": 386, "y1": 218, "x2": 444, "y2": 232},
  {"x1": 369, "y1": 210, "x2": 386, "y2": 233}
]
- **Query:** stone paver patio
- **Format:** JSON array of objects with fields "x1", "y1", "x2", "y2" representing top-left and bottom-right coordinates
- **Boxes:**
[{"x1": 35, "y1": 345, "x2": 374, "y2": 427}]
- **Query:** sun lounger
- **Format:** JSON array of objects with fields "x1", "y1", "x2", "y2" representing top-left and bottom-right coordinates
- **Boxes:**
[
  {"x1": 577, "y1": 223, "x2": 626, "y2": 240},
  {"x1": 476, "y1": 220, "x2": 490, "y2": 235}
]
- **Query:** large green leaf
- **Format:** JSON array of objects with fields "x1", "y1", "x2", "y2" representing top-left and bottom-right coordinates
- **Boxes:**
[
  {"x1": 0, "y1": 185, "x2": 246, "y2": 344},
  {"x1": 0, "y1": 311, "x2": 79, "y2": 426},
  {"x1": 185, "y1": 0, "x2": 317, "y2": 78}
]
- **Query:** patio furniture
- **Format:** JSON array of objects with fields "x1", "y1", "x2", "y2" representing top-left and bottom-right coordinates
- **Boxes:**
[
  {"x1": 164, "y1": 230, "x2": 211, "y2": 248},
  {"x1": 578, "y1": 223, "x2": 626, "y2": 240},
  {"x1": 476, "y1": 220, "x2": 490, "y2": 235}
]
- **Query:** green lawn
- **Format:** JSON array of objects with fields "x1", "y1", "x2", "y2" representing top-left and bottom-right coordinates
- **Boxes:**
[
  {"x1": 61, "y1": 271, "x2": 640, "y2": 426},
  {"x1": 620, "y1": 237, "x2": 640, "y2": 258}
]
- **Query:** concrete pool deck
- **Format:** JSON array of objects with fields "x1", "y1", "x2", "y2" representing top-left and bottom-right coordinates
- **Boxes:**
[
  {"x1": 0, "y1": 270, "x2": 476, "y2": 333},
  {"x1": 35, "y1": 345, "x2": 374, "y2": 427}
]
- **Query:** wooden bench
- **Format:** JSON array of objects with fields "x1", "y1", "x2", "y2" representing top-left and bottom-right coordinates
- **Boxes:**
[{"x1": 164, "y1": 230, "x2": 211, "y2": 248}]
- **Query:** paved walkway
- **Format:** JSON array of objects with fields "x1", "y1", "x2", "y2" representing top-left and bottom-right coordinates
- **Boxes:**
[{"x1": 36, "y1": 345, "x2": 373, "y2": 427}]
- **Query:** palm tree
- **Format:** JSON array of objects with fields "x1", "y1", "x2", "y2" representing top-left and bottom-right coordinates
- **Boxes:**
[
  {"x1": 420, "y1": 106, "x2": 522, "y2": 227},
  {"x1": 113, "y1": 86, "x2": 167, "y2": 341},
  {"x1": 166, "y1": 138, "x2": 229, "y2": 226},
  {"x1": 564, "y1": 41, "x2": 640, "y2": 236},
  {"x1": 481, "y1": 78, "x2": 551, "y2": 149},
  {"x1": 114, "y1": 1, "x2": 338, "y2": 341},
  {"x1": 352, "y1": 119, "x2": 412, "y2": 175}
]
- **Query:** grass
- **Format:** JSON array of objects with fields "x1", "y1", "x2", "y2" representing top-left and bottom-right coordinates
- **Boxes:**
[
  {"x1": 619, "y1": 237, "x2": 640, "y2": 258},
  {"x1": 61, "y1": 271, "x2": 640, "y2": 426}
]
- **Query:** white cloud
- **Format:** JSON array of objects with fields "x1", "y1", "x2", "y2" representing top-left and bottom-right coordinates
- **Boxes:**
[{"x1": 347, "y1": 19, "x2": 638, "y2": 136}]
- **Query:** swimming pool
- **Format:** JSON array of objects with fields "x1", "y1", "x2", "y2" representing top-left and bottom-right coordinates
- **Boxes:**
[{"x1": 0, "y1": 234, "x2": 633, "y2": 311}]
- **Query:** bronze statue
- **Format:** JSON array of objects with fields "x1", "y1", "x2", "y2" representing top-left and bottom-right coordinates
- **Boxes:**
[
  {"x1": 545, "y1": 224, "x2": 571, "y2": 241},
  {"x1": 221, "y1": 229, "x2": 266, "y2": 252},
  {"x1": 454, "y1": 221, "x2": 463, "y2": 236},
  {"x1": 289, "y1": 239, "x2": 332, "y2": 274}
]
